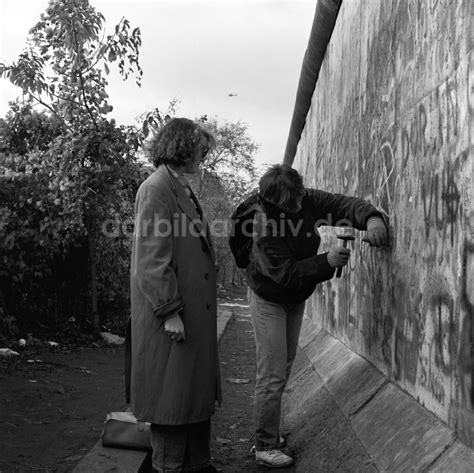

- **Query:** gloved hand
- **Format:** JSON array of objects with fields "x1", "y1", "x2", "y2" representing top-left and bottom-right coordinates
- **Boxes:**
[
  {"x1": 362, "y1": 217, "x2": 388, "y2": 247},
  {"x1": 327, "y1": 247, "x2": 351, "y2": 268}
]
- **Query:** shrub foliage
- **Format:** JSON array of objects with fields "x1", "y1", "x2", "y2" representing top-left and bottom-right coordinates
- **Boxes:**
[{"x1": 0, "y1": 0, "x2": 258, "y2": 339}]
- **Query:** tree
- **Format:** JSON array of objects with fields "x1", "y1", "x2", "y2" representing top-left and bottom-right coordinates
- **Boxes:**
[
  {"x1": 1, "y1": 0, "x2": 142, "y2": 128},
  {"x1": 0, "y1": 0, "x2": 144, "y2": 332},
  {"x1": 198, "y1": 118, "x2": 259, "y2": 205},
  {"x1": 191, "y1": 118, "x2": 260, "y2": 285}
]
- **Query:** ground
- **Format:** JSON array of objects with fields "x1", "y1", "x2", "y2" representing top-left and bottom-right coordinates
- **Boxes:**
[
  {"x1": 0, "y1": 343, "x2": 126, "y2": 472},
  {"x1": 1, "y1": 285, "x2": 294, "y2": 473},
  {"x1": 209, "y1": 286, "x2": 295, "y2": 473}
]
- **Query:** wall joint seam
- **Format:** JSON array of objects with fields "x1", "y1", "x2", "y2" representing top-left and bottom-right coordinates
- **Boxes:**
[
  {"x1": 421, "y1": 435, "x2": 456, "y2": 472},
  {"x1": 347, "y1": 379, "x2": 391, "y2": 419}
]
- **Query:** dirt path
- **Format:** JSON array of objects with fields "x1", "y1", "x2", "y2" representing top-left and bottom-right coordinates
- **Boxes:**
[
  {"x1": 0, "y1": 285, "x2": 293, "y2": 472},
  {"x1": 210, "y1": 286, "x2": 295, "y2": 473}
]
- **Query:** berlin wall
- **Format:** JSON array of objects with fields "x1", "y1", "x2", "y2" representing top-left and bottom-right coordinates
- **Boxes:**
[{"x1": 293, "y1": 0, "x2": 473, "y2": 445}]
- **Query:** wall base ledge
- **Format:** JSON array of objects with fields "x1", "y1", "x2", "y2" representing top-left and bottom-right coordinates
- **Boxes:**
[{"x1": 282, "y1": 316, "x2": 474, "y2": 471}]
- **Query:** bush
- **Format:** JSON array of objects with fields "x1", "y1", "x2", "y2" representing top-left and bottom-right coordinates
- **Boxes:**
[{"x1": 0, "y1": 105, "x2": 144, "y2": 337}]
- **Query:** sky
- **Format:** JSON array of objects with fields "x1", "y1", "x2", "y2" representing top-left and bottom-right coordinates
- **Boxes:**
[{"x1": 0, "y1": 0, "x2": 316, "y2": 166}]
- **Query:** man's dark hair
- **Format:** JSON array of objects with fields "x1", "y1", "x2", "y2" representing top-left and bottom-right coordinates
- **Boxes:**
[
  {"x1": 259, "y1": 164, "x2": 305, "y2": 211},
  {"x1": 146, "y1": 117, "x2": 214, "y2": 168}
]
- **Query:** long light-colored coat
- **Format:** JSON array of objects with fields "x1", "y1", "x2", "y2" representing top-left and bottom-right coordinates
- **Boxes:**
[{"x1": 130, "y1": 165, "x2": 221, "y2": 425}]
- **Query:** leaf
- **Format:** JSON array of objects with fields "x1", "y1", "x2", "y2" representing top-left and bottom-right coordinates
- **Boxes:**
[
  {"x1": 216, "y1": 437, "x2": 231, "y2": 445},
  {"x1": 64, "y1": 454, "x2": 84, "y2": 462},
  {"x1": 103, "y1": 62, "x2": 110, "y2": 75},
  {"x1": 226, "y1": 377, "x2": 250, "y2": 384}
]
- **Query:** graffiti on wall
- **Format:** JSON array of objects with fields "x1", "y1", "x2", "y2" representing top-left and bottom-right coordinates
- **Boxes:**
[{"x1": 294, "y1": 0, "x2": 471, "y2": 435}]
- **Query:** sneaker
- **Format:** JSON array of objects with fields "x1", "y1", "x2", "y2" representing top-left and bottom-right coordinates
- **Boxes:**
[
  {"x1": 250, "y1": 435, "x2": 286, "y2": 454},
  {"x1": 255, "y1": 449, "x2": 294, "y2": 468}
]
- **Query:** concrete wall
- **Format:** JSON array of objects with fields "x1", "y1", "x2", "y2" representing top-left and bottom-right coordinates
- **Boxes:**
[{"x1": 293, "y1": 0, "x2": 473, "y2": 444}]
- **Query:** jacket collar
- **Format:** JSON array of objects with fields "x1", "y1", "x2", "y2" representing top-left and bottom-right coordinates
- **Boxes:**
[{"x1": 158, "y1": 165, "x2": 215, "y2": 259}]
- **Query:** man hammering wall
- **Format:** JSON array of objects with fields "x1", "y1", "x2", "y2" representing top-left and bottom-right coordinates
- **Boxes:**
[{"x1": 230, "y1": 163, "x2": 389, "y2": 468}]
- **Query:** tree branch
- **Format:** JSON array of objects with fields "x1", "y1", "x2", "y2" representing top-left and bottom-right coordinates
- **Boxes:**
[
  {"x1": 28, "y1": 92, "x2": 72, "y2": 130},
  {"x1": 48, "y1": 90, "x2": 85, "y2": 109},
  {"x1": 82, "y1": 24, "x2": 109, "y2": 75},
  {"x1": 72, "y1": 27, "x2": 99, "y2": 129}
]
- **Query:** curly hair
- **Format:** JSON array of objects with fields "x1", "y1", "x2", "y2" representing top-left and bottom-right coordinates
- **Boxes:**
[{"x1": 146, "y1": 117, "x2": 214, "y2": 168}]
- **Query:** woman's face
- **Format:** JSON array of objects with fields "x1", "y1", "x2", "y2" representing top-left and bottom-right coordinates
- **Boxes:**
[{"x1": 183, "y1": 134, "x2": 211, "y2": 174}]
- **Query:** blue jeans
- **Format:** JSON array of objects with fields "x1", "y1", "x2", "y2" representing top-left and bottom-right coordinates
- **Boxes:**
[
  {"x1": 248, "y1": 288, "x2": 305, "y2": 450},
  {"x1": 150, "y1": 419, "x2": 211, "y2": 472}
]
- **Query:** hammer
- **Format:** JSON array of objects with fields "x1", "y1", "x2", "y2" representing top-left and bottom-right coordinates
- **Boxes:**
[{"x1": 336, "y1": 227, "x2": 355, "y2": 278}]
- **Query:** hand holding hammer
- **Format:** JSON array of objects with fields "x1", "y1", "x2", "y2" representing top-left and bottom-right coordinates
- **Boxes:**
[{"x1": 330, "y1": 227, "x2": 355, "y2": 278}]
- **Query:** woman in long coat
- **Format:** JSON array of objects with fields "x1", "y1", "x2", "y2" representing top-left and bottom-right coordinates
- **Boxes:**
[{"x1": 130, "y1": 118, "x2": 221, "y2": 473}]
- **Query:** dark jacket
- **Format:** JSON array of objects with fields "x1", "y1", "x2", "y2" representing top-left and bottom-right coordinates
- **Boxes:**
[
  {"x1": 246, "y1": 189, "x2": 383, "y2": 304},
  {"x1": 130, "y1": 165, "x2": 221, "y2": 425}
]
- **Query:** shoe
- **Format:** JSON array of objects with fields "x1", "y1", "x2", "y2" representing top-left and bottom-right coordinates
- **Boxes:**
[
  {"x1": 250, "y1": 435, "x2": 286, "y2": 454},
  {"x1": 255, "y1": 449, "x2": 294, "y2": 468}
]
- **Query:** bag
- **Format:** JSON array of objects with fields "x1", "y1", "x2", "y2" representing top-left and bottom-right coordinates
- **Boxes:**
[
  {"x1": 101, "y1": 411, "x2": 152, "y2": 451},
  {"x1": 229, "y1": 193, "x2": 259, "y2": 269}
]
